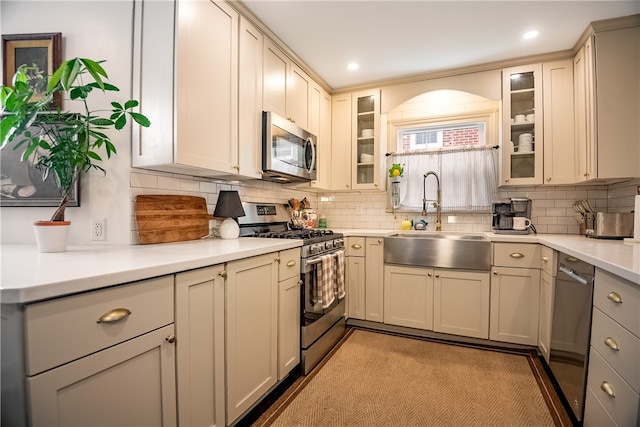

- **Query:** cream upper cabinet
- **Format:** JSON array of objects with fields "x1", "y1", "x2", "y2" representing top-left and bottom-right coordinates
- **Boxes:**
[
  {"x1": 331, "y1": 93, "x2": 353, "y2": 190},
  {"x1": 574, "y1": 24, "x2": 640, "y2": 182},
  {"x1": 238, "y1": 16, "x2": 264, "y2": 179},
  {"x1": 133, "y1": 0, "x2": 244, "y2": 177},
  {"x1": 542, "y1": 59, "x2": 576, "y2": 185},
  {"x1": 501, "y1": 64, "x2": 543, "y2": 186},
  {"x1": 263, "y1": 38, "x2": 309, "y2": 129},
  {"x1": 331, "y1": 89, "x2": 384, "y2": 191}
]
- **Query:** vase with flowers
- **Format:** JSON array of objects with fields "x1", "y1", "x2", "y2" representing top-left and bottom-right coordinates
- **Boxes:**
[{"x1": 388, "y1": 163, "x2": 404, "y2": 209}]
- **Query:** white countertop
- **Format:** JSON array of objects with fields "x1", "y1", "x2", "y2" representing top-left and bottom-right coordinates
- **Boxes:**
[
  {"x1": 0, "y1": 238, "x2": 301, "y2": 304},
  {"x1": 335, "y1": 229, "x2": 640, "y2": 285},
  {"x1": 2, "y1": 231, "x2": 638, "y2": 304}
]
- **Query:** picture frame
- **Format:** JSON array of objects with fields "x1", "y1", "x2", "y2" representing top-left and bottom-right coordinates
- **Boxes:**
[
  {"x1": 2, "y1": 32, "x2": 62, "y2": 109},
  {"x1": 1, "y1": 114, "x2": 80, "y2": 207}
]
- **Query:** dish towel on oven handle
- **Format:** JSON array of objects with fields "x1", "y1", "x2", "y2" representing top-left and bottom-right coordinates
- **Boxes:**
[
  {"x1": 315, "y1": 253, "x2": 336, "y2": 309},
  {"x1": 334, "y1": 249, "x2": 345, "y2": 300}
]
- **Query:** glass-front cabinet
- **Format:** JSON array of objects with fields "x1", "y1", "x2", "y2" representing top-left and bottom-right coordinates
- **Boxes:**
[
  {"x1": 501, "y1": 64, "x2": 543, "y2": 185},
  {"x1": 352, "y1": 89, "x2": 382, "y2": 189}
]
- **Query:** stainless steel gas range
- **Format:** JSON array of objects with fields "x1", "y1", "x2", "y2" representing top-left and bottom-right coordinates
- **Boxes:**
[{"x1": 238, "y1": 202, "x2": 346, "y2": 374}]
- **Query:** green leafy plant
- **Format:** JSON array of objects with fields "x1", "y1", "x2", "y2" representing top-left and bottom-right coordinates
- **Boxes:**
[{"x1": 1, "y1": 57, "x2": 150, "y2": 221}]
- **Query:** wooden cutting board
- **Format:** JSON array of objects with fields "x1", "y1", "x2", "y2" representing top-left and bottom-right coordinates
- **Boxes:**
[{"x1": 135, "y1": 195, "x2": 211, "y2": 244}]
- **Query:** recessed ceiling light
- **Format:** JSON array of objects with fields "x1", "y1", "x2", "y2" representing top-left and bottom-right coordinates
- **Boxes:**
[
  {"x1": 347, "y1": 63, "x2": 359, "y2": 71},
  {"x1": 523, "y1": 30, "x2": 539, "y2": 39}
]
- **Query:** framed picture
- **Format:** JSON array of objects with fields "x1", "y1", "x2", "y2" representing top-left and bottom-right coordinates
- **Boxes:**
[
  {"x1": 1, "y1": 114, "x2": 80, "y2": 207},
  {"x1": 2, "y1": 32, "x2": 62, "y2": 109}
]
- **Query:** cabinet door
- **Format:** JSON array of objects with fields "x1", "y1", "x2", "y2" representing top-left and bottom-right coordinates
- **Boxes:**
[
  {"x1": 384, "y1": 265, "x2": 433, "y2": 330},
  {"x1": 175, "y1": 0, "x2": 238, "y2": 173},
  {"x1": 538, "y1": 271, "x2": 554, "y2": 363},
  {"x1": 28, "y1": 325, "x2": 176, "y2": 427},
  {"x1": 306, "y1": 83, "x2": 332, "y2": 190},
  {"x1": 490, "y1": 266, "x2": 540, "y2": 345},
  {"x1": 501, "y1": 64, "x2": 543, "y2": 186},
  {"x1": 574, "y1": 36, "x2": 596, "y2": 182},
  {"x1": 225, "y1": 254, "x2": 278, "y2": 424},
  {"x1": 238, "y1": 16, "x2": 263, "y2": 179},
  {"x1": 288, "y1": 63, "x2": 310, "y2": 129},
  {"x1": 346, "y1": 255, "x2": 366, "y2": 320},
  {"x1": 331, "y1": 93, "x2": 352, "y2": 190},
  {"x1": 433, "y1": 270, "x2": 490, "y2": 339},
  {"x1": 365, "y1": 238, "x2": 384, "y2": 322},
  {"x1": 176, "y1": 266, "x2": 225, "y2": 427},
  {"x1": 278, "y1": 275, "x2": 301, "y2": 380},
  {"x1": 543, "y1": 59, "x2": 575, "y2": 185},
  {"x1": 352, "y1": 89, "x2": 382, "y2": 190},
  {"x1": 263, "y1": 38, "x2": 288, "y2": 119}
]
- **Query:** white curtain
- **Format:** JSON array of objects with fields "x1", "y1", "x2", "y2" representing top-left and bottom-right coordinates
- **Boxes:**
[{"x1": 388, "y1": 147, "x2": 498, "y2": 212}]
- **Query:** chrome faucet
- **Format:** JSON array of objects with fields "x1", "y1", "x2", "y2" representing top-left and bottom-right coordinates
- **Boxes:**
[{"x1": 422, "y1": 171, "x2": 442, "y2": 231}]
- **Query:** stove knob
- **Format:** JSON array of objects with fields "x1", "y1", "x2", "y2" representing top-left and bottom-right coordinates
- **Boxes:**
[
  {"x1": 310, "y1": 244, "x2": 320, "y2": 254},
  {"x1": 324, "y1": 241, "x2": 333, "y2": 250}
]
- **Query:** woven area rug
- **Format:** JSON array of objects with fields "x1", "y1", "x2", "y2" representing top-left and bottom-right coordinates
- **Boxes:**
[{"x1": 252, "y1": 328, "x2": 571, "y2": 427}]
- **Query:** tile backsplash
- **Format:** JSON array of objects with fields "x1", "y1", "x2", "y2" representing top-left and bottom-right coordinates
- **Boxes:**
[{"x1": 130, "y1": 167, "x2": 638, "y2": 242}]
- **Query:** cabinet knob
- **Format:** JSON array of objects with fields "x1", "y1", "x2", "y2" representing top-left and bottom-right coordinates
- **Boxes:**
[
  {"x1": 509, "y1": 252, "x2": 525, "y2": 258},
  {"x1": 377, "y1": 239, "x2": 382, "y2": 244},
  {"x1": 435, "y1": 274, "x2": 440, "y2": 278},
  {"x1": 218, "y1": 271, "x2": 227, "y2": 278},
  {"x1": 427, "y1": 272, "x2": 432, "y2": 277},
  {"x1": 546, "y1": 177, "x2": 551, "y2": 182},
  {"x1": 542, "y1": 256, "x2": 548, "y2": 262},
  {"x1": 600, "y1": 382, "x2": 615, "y2": 398},
  {"x1": 275, "y1": 257, "x2": 281, "y2": 264},
  {"x1": 286, "y1": 260, "x2": 296, "y2": 267},
  {"x1": 97, "y1": 308, "x2": 131, "y2": 324},
  {"x1": 165, "y1": 335, "x2": 177, "y2": 344},
  {"x1": 604, "y1": 337, "x2": 620, "y2": 351},
  {"x1": 374, "y1": 183, "x2": 378, "y2": 187},
  {"x1": 504, "y1": 179, "x2": 510, "y2": 183},
  {"x1": 346, "y1": 184, "x2": 350, "y2": 189},
  {"x1": 607, "y1": 291, "x2": 623, "y2": 304},
  {"x1": 493, "y1": 270, "x2": 498, "y2": 275}
]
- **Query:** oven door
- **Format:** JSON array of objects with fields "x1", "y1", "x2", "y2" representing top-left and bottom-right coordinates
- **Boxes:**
[{"x1": 262, "y1": 111, "x2": 317, "y2": 183}]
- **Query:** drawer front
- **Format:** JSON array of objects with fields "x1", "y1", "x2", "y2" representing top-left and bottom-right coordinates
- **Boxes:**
[
  {"x1": 345, "y1": 237, "x2": 366, "y2": 257},
  {"x1": 493, "y1": 243, "x2": 541, "y2": 269},
  {"x1": 594, "y1": 268, "x2": 640, "y2": 337},
  {"x1": 279, "y1": 248, "x2": 301, "y2": 281},
  {"x1": 591, "y1": 308, "x2": 640, "y2": 393},
  {"x1": 584, "y1": 385, "x2": 617, "y2": 427},
  {"x1": 540, "y1": 245, "x2": 556, "y2": 277},
  {"x1": 26, "y1": 275, "x2": 174, "y2": 375},
  {"x1": 587, "y1": 348, "x2": 639, "y2": 427}
]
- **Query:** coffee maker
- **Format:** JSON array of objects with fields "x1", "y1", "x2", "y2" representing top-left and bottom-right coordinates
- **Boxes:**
[{"x1": 492, "y1": 197, "x2": 532, "y2": 234}]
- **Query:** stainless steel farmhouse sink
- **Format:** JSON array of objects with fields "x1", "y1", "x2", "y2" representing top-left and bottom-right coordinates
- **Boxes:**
[{"x1": 384, "y1": 233, "x2": 491, "y2": 271}]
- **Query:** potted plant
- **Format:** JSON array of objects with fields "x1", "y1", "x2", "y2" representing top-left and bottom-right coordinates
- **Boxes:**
[
  {"x1": 1, "y1": 57, "x2": 150, "y2": 251},
  {"x1": 388, "y1": 163, "x2": 404, "y2": 210}
]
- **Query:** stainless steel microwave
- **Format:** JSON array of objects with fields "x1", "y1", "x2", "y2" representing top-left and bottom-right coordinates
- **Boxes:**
[{"x1": 262, "y1": 111, "x2": 317, "y2": 183}]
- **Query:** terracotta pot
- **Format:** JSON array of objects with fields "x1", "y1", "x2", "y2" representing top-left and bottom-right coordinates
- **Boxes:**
[{"x1": 33, "y1": 221, "x2": 71, "y2": 253}]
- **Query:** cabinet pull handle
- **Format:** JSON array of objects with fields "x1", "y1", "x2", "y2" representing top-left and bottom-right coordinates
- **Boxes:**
[
  {"x1": 352, "y1": 244, "x2": 362, "y2": 249},
  {"x1": 607, "y1": 291, "x2": 623, "y2": 304},
  {"x1": 604, "y1": 337, "x2": 620, "y2": 351},
  {"x1": 600, "y1": 382, "x2": 615, "y2": 398},
  {"x1": 286, "y1": 260, "x2": 296, "y2": 267},
  {"x1": 165, "y1": 335, "x2": 177, "y2": 344},
  {"x1": 218, "y1": 271, "x2": 227, "y2": 278},
  {"x1": 510, "y1": 252, "x2": 524, "y2": 258},
  {"x1": 97, "y1": 308, "x2": 131, "y2": 324},
  {"x1": 566, "y1": 256, "x2": 579, "y2": 263}
]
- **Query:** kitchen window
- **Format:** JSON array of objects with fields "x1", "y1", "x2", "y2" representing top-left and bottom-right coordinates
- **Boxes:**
[{"x1": 387, "y1": 109, "x2": 499, "y2": 213}]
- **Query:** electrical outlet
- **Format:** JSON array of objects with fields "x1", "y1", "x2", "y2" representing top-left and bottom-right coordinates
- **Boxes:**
[
  {"x1": 91, "y1": 218, "x2": 106, "y2": 241},
  {"x1": 356, "y1": 204, "x2": 364, "y2": 215}
]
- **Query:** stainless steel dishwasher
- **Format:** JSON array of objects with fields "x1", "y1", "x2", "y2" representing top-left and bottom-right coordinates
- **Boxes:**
[{"x1": 548, "y1": 251, "x2": 595, "y2": 423}]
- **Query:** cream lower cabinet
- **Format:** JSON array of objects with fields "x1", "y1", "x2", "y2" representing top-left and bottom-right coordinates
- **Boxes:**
[
  {"x1": 365, "y1": 238, "x2": 384, "y2": 322},
  {"x1": 175, "y1": 266, "x2": 226, "y2": 427},
  {"x1": 490, "y1": 243, "x2": 541, "y2": 346},
  {"x1": 433, "y1": 270, "x2": 490, "y2": 339},
  {"x1": 277, "y1": 248, "x2": 301, "y2": 380},
  {"x1": 346, "y1": 237, "x2": 366, "y2": 320},
  {"x1": 384, "y1": 265, "x2": 433, "y2": 330},
  {"x1": 19, "y1": 276, "x2": 176, "y2": 427},
  {"x1": 225, "y1": 253, "x2": 279, "y2": 425}
]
